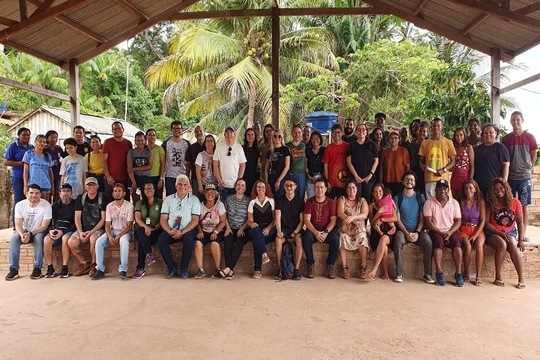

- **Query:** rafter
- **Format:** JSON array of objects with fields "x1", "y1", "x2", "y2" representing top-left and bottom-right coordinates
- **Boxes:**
[
  {"x1": 32, "y1": 0, "x2": 56, "y2": 16},
  {"x1": 2, "y1": 39, "x2": 60, "y2": 65},
  {"x1": 515, "y1": 2, "x2": 540, "y2": 15},
  {"x1": 0, "y1": 76, "x2": 70, "y2": 101},
  {"x1": 115, "y1": 0, "x2": 149, "y2": 22},
  {"x1": 412, "y1": 0, "x2": 429, "y2": 16},
  {"x1": 0, "y1": 16, "x2": 17, "y2": 26},
  {"x1": 19, "y1": 0, "x2": 28, "y2": 21},
  {"x1": 460, "y1": 13, "x2": 489, "y2": 35},
  {"x1": 54, "y1": 14, "x2": 106, "y2": 43},
  {"x1": 500, "y1": 73, "x2": 540, "y2": 94}
]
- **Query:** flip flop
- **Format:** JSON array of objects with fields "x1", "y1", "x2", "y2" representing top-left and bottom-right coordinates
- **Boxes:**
[
  {"x1": 523, "y1": 237, "x2": 530, "y2": 242},
  {"x1": 475, "y1": 278, "x2": 482, "y2": 286},
  {"x1": 517, "y1": 282, "x2": 526, "y2": 289},
  {"x1": 493, "y1": 279, "x2": 505, "y2": 287},
  {"x1": 463, "y1": 274, "x2": 470, "y2": 282}
]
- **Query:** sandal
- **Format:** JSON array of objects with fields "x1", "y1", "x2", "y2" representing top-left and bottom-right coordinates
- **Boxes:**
[
  {"x1": 341, "y1": 266, "x2": 350, "y2": 279},
  {"x1": 226, "y1": 270, "x2": 234, "y2": 280},
  {"x1": 463, "y1": 274, "x2": 470, "y2": 282},
  {"x1": 262, "y1": 253, "x2": 270, "y2": 265},
  {"x1": 475, "y1": 278, "x2": 482, "y2": 286},
  {"x1": 517, "y1": 282, "x2": 526, "y2": 289},
  {"x1": 359, "y1": 265, "x2": 368, "y2": 279},
  {"x1": 493, "y1": 279, "x2": 505, "y2": 287}
]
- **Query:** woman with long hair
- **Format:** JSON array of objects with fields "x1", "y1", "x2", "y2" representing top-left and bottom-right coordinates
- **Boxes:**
[
  {"x1": 247, "y1": 179, "x2": 276, "y2": 279},
  {"x1": 286, "y1": 124, "x2": 306, "y2": 198},
  {"x1": 132, "y1": 180, "x2": 163, "y2": 279},
  {"x1": 195, "y1": 134, "x2": 218, "y2": 199},
  {"x1": 85, "y1": 135, "x2": 105, "y2": 193},
  {"x1": 45, "y1": 130, "x2": 63, "y2": 202},
  {"x1": 22, "y1": 134, "x2": 54, "y2": 202},
  {"x1": 305, "y1": 131, "x2": 325, "y2": 198},
  {"x1": 265, "y1": 129, "x2": 290, "y2": 198},
  {"x1": 483, "y1": 177, "x2": 525, "y2": 288},
  {"x1": 458, "y1": 179, "x2": 485, "y2": 286},
  {"x1": 242, "y1": 128, "x2": 259, "y2": 195},
  {"x1": 259, "y1": 124, "x2": 274, "y2": 181},
  {"x1": 451, "y1": 127, "x2": 475, "y2": 199}
]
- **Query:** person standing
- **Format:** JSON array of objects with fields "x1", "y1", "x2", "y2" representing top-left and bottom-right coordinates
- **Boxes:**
[
  {"x1": 102, "y1": 121, "x2": 133, "y2": 198},
  {"x1": 323, "y1": 124, "x2": 349, "y2": 199},
  {"x1": 195, "y1": 134, "x2": 218, "y2": 198},
  {"x1": 162, "y1": 121, "x2": 191, "y2": 196},
  {"x1": 369, "y1": 112, "x2": 389, "y2": 148},
  {"x1": 467, "y1": 118, "x2": 482, "y2": 147},
  {"x1": 450, "y1": 127, "x2": 475, "y2": 199},
  {"x1": 305, "y1": 131, "x2": 325, "y2": 199},
  {"x1": 127, "y1": 131, "x2": 153, "y2": 204},
  {"x1": 45, "y1": 130, "x2": 63, "y2": 202},
  {"x1": 146, "y1": 128, "x2": 165, "y2": 199},
  {"x1": 408, "y1": 122, "x2": 429, "y2": 194},
  {"x1": 213, "y1": 126, "x2": 247, "y2": 200},
  {"x1": 72, "y1": 125, "x2": 91, "y2": 157},
  {"x1": 242, "y1": 128, "x2": 259, "y2": 195},
  {"x1": 346, "y1": 123, "x2": 378, "y2": 201},
  {"x1": 22, "y1": 134, "x2": 54, "y2": 202},
  {"x1": 302, "y1": 125, "x2": 312, "y2": 147},
  {"x1": 85, "y1": 135, "x2": 105, "y2": 193},
  {"x1": 185, "y1": 125, "x2": 206, "y2": 199},
  {"x1": 473, "y1": 124, "x2": 510, "y2": 195},
  {"x1": 502, "y1": 111, "x2": 538, "y2": 242},
  {"x1": 286, "y1": 125, "x2": 307, "y2": 198},
  {"x1": 60, "y1": 138, "x2": 87, "y2": 200},
  {"x1": 342, "y1": 118, "x2": 357, "y2": 143}
]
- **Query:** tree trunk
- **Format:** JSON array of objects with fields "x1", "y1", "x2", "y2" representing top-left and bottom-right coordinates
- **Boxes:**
[{"x1": 247, "y1": 87, "x2": 256, "y2": 128}]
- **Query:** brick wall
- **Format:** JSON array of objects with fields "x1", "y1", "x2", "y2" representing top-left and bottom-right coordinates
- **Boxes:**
[{"x1": 528, "y1": 166, "x2": 540, "y2": 226}]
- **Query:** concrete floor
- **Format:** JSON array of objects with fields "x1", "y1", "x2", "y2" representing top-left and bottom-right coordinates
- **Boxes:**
[{"x1": 1, "y1": 274, "x2": 539, "y2": 359}]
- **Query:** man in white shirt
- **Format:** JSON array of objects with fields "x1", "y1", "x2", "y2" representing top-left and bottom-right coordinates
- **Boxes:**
[{"x1": 213, "y1": 126, "x2": 247, "y2": 200}]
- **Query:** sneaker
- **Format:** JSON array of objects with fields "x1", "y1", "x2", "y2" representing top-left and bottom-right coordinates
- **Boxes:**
[
  {"x1": 225, "y1": 271, "x2": 235, "y2": 280},
  {"x1": 262, "y1": 253, "x2": 270, "y2": 265},
  {"x1": 30, "y1": 267, "x2": 42, "y2": 279},
  {"x1": 436, "y1": 272, "x2": 446, "y2": 286},
  {"x1": 60, "y1": 266, "x2": 69, "y2": 278},
  {"x1": 455, "y1": 273, "x2": 465, "y2": 287},
  {"x1": 5, "y1": 269, "x2": 19, "y2": 281},
  {"x1": 119, "y1": 271, "x2": 127, "y2": 280},
  {"x1": 292, "y1": 269, "x2": 301, "y2": 280},
  {"x1": 166, "y1": 268, "x2": 177, "y2": 279},
  {"x1": 253, "y1": 271, "x2": 262, "y2": 279},
  {"x1": 423, "y1": 274, "x2": 436, "y2": 284},
  {"x1": 45, "y1": 266, "x2": 56, "y2": 278},
  {"x1": 91, "y1": 269, "x2": 105, "y2": 280},
  {"x1": 306, "y1": 264, "x2": 314, "y2": 279},
  {"x1": 132, "y1": 269, "x2": 146, "y2": 279},
  {"x1": 195, "y1": 268, "x2": 206, "y2": 279},
  {"x1": 326, "y1": 264, "x2": 336, "y2": 279},
  {"x1": 394, "y1": 275, "x2": 404, "y2": 283},
  {"x1": 88, "y1": 263, "x2": 97, "y2": 277},
  {"x1": 74, "y1": 262, "x2": 90, "y2": 276},
  {"x1": 145, "y1": 253, "x2": 156, "y2": 266},
  {"x1": 211, "y1": 269, "x2": 222, "y2": 279},
  {"x1": 180, "y1": 269, "x2": 189, "y2": 279},
  {"x1": 274, "y1": 269, "x2": 283, "y2": 281}
]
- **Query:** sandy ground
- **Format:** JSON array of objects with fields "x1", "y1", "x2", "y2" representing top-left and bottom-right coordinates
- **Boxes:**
[{"x1": 1, "y1": 273, "x2": 539, "y2": 360}]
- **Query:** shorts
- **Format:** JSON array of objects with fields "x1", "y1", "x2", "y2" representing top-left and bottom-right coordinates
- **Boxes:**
[
  {"x1": 71, "y1": 229, "x2": 105, "y2": 239},
  {"x1": 52, "y1": 230, "x2": 75, "y2": 247},
  {"x1": 508, "y1": 178, "x2": 531, "y2": 206},
  {"x1": 196, "y1": 231, "x2": 223, "y2": 246},
  {"x1": 429, "y1": 231, "x2": 462, "y2": 249},
  {"x1": 485, "y1": 228, "x2": 517, "y2": 240},
  {"x1": 369, "y1": 223, "x2": 394, "y2": 251},
  {"x1": 459, "y1": 224, "x2": 485, "y2": 239}
]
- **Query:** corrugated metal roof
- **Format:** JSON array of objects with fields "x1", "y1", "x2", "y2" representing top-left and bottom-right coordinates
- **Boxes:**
[{"x1": 1, "y1": 1, "x2": 540, "y2": 66}]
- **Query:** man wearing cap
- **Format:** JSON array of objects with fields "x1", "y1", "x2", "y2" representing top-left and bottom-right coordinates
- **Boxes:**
[
  {"x1": 158, "y1": 174, "x2": 201, "y2": 279},
  {"x1": 423, "y1": 179, "x2": 464, "y2": 287},
  {"x1": 43, "y1": 183, "x2": 76, "y2": 278},
  {"x1": 213, "y1": 126, "x2": 247, "y2": 200},
  {"x1": 162, "y1": 120, "x2": 191, "y2": 196},
  {"x1": 92, "y1": 183, "x2": 134, "y2": 280},
  {"x1": 5, "y1": 184, "x2": 52, "y2": 281},
  {"x1": 67, "y1": 177, "x2": 109, "y2": 277},
  {"x1": 185, "y1": 125, "x2": 206, "y2": 199}
]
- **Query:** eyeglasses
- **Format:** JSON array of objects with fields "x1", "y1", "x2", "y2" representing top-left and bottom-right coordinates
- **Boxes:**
[
  {"x1": 284, "y1": 184, "x2": 295, "y2": 187},
  {"x1": 227, "y1": 147, "x2": 232, "y2": 156},
  {"x1": 144, "y1": 187, "x2": 155, "y2": 191},
  {"x1": 273, "y1": 135, "x2": 282, "y2": 139}
]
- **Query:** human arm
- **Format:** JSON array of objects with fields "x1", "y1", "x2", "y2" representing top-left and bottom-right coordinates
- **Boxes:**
[
  {"x1": 102, "y1": 152, "x2": 114, "y2": 185},
  {"x1": 346, "y1": 156, "x2": 362, "y2": 183},
  {"x1": 501, "y1": 161, "x2": 510, "y2": 181},
  {"x1": 195, "y1": 164, "x2": 204, "y2": 194},
  {"x1": 238, "y1": 162, "x2": 246, "y2": 179},
  {"x1": 211, "y1": 213, "x2": 227, "y2": 241},
  {"x1": 158, "y1": 152, "x2": 165, "y2": 188},
  {"x1": 468, "y1": 145, "x2": 475, "y2": 179},
  {"x1": 275, "y1": 156, "x2": 290, "y2": 191},
  {"x1": 213, "y1": 159, "x2": 224, "y2": 189},
  {"x1": 114, "y1": 220, "x2": 133, "y2": 243},
  {"x1": 23, "y1": 162, "x2": 29, "y2": 195},
  {"x1": 516, "y1": 206, "x2": 525, "y2": 251}
]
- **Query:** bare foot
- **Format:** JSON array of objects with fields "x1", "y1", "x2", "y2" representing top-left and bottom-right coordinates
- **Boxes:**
[
  {"x1": 381, "y1": 273, "x2": 389, "y2": 280},
  {"x1": 367, "y1": 270, "x2": 376, "y2": 280},
  {"x1": 387, "y1": 227, "x2": 396, "y2": 235}
]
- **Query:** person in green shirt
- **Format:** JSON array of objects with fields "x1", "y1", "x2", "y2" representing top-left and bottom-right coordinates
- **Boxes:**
[{"x1": 286, "y1": 124, "x2": 306, "y2": 199}]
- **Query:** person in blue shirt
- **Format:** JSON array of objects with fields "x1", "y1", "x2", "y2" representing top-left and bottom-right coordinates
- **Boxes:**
[{"x1": 23, "y1": 134, "x2": 54, "y2": 202}]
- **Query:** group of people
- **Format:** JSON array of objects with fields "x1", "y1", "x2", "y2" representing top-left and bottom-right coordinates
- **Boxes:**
[{"x1": 3, "y1": 112, "x2": 534, "y2": 289}]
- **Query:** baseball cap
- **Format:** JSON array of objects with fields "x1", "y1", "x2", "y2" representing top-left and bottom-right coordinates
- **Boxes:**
[
  {"x1": 59, "y1": 183, "x2": 73, "y2": 191},
  {"x1": 204, "y1": 183, "x2": 217, "y2": 191},
  {"x1": 85, "y1": 177, "x2": 98, "y2": 185},
  {"x1": 113, "y1": 182, "x2": 126, "y2": 192},
  {"x1": 224, "y1": 126, "x2": 235, "y2": 133},
  {"x1": 436, "y1": 179, "x2": 449, "y2": 188}
]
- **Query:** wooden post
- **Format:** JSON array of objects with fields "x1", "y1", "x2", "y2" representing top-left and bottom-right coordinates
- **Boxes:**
[
  {"x1": 491, "y1": 48, "x2": 501, "y2": 126},
  {"x1": 69, "y1": 58, "x2": 80, "y2": 129},
  {"x1": 271, "y1": 6, "x2": 279, "y2": 129}
]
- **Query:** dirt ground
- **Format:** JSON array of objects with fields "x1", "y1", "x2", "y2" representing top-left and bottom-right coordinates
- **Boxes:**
[{"x1": 1, "y1": 274, "x2": 539, "y2": 359}]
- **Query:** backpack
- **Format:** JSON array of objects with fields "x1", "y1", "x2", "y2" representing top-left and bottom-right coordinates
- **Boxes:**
[
  {"x1": 81, "y1": 192, "x2": 103, "y2": 208},
  {"x1": 281, "y1": 242, "x2": 295, "y2": 279},
  {"x1": 396, "y1": 192, "x2": 423, "y2": 213}
]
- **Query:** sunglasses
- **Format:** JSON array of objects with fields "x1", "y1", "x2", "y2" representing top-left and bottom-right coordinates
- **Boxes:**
[
  {"x1": 227, "y1": 147, "x2": 232, "y2": 156},
  {"x1": 273, "y1": 135, "x2": 282, "y2": 139}
]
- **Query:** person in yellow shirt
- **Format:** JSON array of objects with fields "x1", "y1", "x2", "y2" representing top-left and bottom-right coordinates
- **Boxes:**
[{"x1": 85, "y1": 135, "x2": 105, "y2": 192}]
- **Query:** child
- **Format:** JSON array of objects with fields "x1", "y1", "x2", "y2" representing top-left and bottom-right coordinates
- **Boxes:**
[
  {"x1": 60, "y1": 137, "x2": 88, "y2": 199},
  {"x1": 373, "y1": 191, "x2": 396, "y2": 236},
  {"x1": 85, "y1": 135, "x2": 105, "y2": 192}
]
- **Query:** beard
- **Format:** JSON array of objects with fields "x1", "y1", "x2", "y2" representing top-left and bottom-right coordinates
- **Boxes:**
[
  {"x1": 61, "y1": 197, "x2": 72, "y2": 205},
  {"x1": 344, "y1": 127, "x2": 353, "y2": 135}
]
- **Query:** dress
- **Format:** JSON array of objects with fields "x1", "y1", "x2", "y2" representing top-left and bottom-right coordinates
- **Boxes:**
[
  {"x1": 450, "y1": 147, "x2": 470, "y2": 191},
  {"x1": 338, "y1": 197, "x2": 368, "y2": 250}
]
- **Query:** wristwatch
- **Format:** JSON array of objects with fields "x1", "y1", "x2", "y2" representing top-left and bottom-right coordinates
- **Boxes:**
[
  {"x1": 323, "y1": 229, "x2": 329, "y2": 233},
  {"x1": 443, "y1": 167, "x2": 448, "y2": 173}
]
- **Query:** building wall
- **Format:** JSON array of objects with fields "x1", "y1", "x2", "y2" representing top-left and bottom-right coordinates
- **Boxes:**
[{"x1": 9, "y1": 111, "x2": 72, "y2": 140}]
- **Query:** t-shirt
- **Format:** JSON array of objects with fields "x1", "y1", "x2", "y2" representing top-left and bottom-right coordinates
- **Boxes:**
[
  {"x1": 163, "y1": 137, "x2": 190, "y2": 178},
  {"x1": 213, "y1": 143, "x2": 247, "y2": 188},
  {"x1": 74, "y1": 193, "x2": 110, "y2": 231},
  {"x1": 267, "y1": 146, "x2": 291, "y2": 183},
  {"x1": 4, "y1": 140, "x2": 34, "y2": 178},
  {"x1": 248, "y1": 197, "x2": 275, "y2": 226},
  {"x1": 195, "y1": 151, "x2": 217, "y2": 187},
  {"x1": 394, "y1": 192, "x2": 425, "y2": 230},
  {"x1": 489, "y1": 198, "x2": 522, "y2": 233},
  {"x1": 85, "y1": 152, "x2": 104, "y2": 174},
  {"x1": 380, "y1": 146, "x2": 411, "y2": 183},
  {"x1": 149, "y1": 145, "x2": 165, "y2": 177},
  {"x1": 286, "y1": 142, "x2": 306, "y2": 175},
  {"x1": 322, "y1": 142, "x2": 349, "y2": 189},
  {"x1": 305, "y1": 146, "x2": 325, "y2": 177},
  {"x1": 225, "y1": 195, "x2": 250, "y2": 229},
  {"x1": 45, "y1": 145, "x2": 63, "y2": 181},
  {"x1": 102, "y1": 137, "x2": 133, "y2": 181},
  {"x1": 502, "y1": 131, "x2": 538, "y2": 180},
  {"x1": 199, "y1": 200, "x2": 226, "y2": 233},
  {"x1": 76, "y1": 142, "x2": 91, "y2": 157},
  {"x1": 14, "y1": 199, "x2": 52, "y2": 232},
  {"x1": 473, "y1": 142, "x2": 510, "y2": 193},
  {"x1": 342, "y1": 134, "x2": 358, "y2": 143},
  {"x1": 22, "y1": 150, "x2": 53, "y2": 189},
  {"x1": 423, "y1": 197, "x2": 461, "y2": 232},
  {"x1": 106, "y1": 200, "x2": 134, "y2": 232},
  {"x1": 135, "y1": 198, "x2": 163, "y2": 228},
  {"x1": 128, "y1": 148, "x2": 153, "y2": 177},
  {"x1": 59, "y1": 155, "x2": 88, "y2": 199},
  {"x1": 408, "y1": 141, "x2": 421, "y2": 168},
  {"x1": 51, "y1": 199, "x2": 76, "y2": 232},
  {"x1": 418, "y1": 137, "x2": 456, "y2": 183},
  {"x1": 304, "y1": 196, "x2": 337, "y2": 230},
  {"x1": 347, "y1": 140, "x2": 378, "y2": 180},
  {"x1": 161, "y1": 192, "x2": 201, "y2": 230},
  {"x1": 185, "y1": 141, "x2": 205, "y2": 180},
  {"x1": 276, "y1": 195, "x2": 304, "y2": 232}
]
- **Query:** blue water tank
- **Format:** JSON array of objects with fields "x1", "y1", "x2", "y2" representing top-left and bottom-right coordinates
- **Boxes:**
[{"x1": 305, "y1": 111, "x2": 338, "y2": 133}]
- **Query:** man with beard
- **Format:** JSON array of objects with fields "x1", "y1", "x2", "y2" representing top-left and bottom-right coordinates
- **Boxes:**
[
  {"x1": 43, "y1": 183, "x2": 76, "y2": 278},
  {"x1": 342, "y1": 118, "x2": 357, "y2": 143},
  {"x1": 102, "y1": 121, "x2": 132, "y2": 199},
  {"x1": 185, "y1": 125, "x2": 206, "y2": 199}
]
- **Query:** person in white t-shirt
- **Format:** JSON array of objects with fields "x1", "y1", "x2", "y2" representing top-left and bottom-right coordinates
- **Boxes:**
[{"x1": 213, "y1": 126, "x2": 247, "y2": 200}]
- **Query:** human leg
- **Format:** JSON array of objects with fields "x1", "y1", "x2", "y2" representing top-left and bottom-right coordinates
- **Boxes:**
[
  {"x1": 118, "y1": 231, "x2": 132, "y2": 273},
  {"x1": 8, "y1": 233, "x2": 22, "y2": 270},
  {"x1": 393, "y1": 231, "x2": 407, "y2": 277},
  {"x1": 302, "y1": 230, "x2": 317, "y2": 266},
  {"x1": 368, "y1": 235, "x2": 390, "y2": 280},
  {"x1": 44, "y1": 234, "x2": 54, "y2": 266},
  {"x1": 61, "y1": 234, "x2": 71, "y2": 266},
  {"x1": 179, "y1": 229, "x2": 196, "y2": 273},
  {"x1": 293, "y1": 234, "x2": 303, "y2": 269},
  {"x1": 210, "y1": 238, "x2": 223, "y2": 271},
  {"x1": 32, "y1": 232, "x2": 45, "y2": 270},
  {"x1": 158, "y1": 232, "x2": 178, "y2": 271},
  {"x1": 194, "y1": 239, "x2": 204, "y2": 269},
  {"x1": 135, "y1": 227, "x2": 147, "y2": 270},
  {"x1": 448, "y1": 232, "x2": 463, "y2": 275},
  {"x1": 461, "y1": 235, "x2": 472, "y2": 277},
  {"x1": 94, "y1": 233, "x2": 109, "y2": 272},
  {"x1": 486, "y1": 234, "x2": 507, "y2": 284},
  {"x1": 416, "y1": 231, "x2": 433, "y2": 276},
  {"x1": 474, "y1": 234, "x2": 485, "y2": 282},
  {"x1": 506, "y1": 237, "x2": 524, "y2": 284},
  {"x1": 165, "y1": 177, "x2": 176, "y2": 196},
  {"x1": 430, "y1": 232, "x2": 445, "y2": 274},
  {"x1": 275, "y1": 235, "x2": 285, "y2": 267},
  {"x1": 227, "y1": 231, "x2": 249, "y2": 272}
]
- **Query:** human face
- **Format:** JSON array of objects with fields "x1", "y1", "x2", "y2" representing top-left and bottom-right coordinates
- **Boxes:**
[
  {"x1": 431, "y1": 121, "x2": 442, "y2": 137},
  {"x1": 90, "y1": 137, "x2": 101, "y2": 151},
  {"x1": 60, "y1": 188, "x2": 73, "y2": 204},
  {"x1": 468, "y1": 121, "x2": 480, "y2": 136},
  {"x1": 346, "y1": 182, "x2": 358, "y2": 199},
  {"x1": 435, "y1": 185, "x2": 449, "y2": 201},
  {"x1": 246, "y1": 130, "x2": 256, "y2": 145},
  {"x1": 65, "y1": 144, "x2": 76, "y2": 156},
  {"x1": 493, "y1": 182, "x2": 506, "y2": 199},
  {"x1": 302, "y1": 126, "x2": 311, "y2": 142},
  {"x1": 454, "y1": 129, "x2": 465, "y2": 145},
  {"x1": 376, "y1": 116, "x2": 385, "y2": 129},
  {"x1": 205, "y1": 189, "x2": 217, "y2": 202},
  {"x1": 417, "y1": 126, "x2": 428, "y2": 141},
  {"x1": 143, "y1": 184, "x2": 155, "y2": 198},
  {"x1": 253, "y1": 124, "x2": 261, "y2": 138},
  {"x1": 112, "y1": 123, "x2": 124, "y2": 139},
  {"x1": 344, "y1": 120, "x2": 355, "y2": 135},
  {"x1": 399, "y1": 128, "x2": 408, "y2": 141},
  {"x1": 373, "y1": 129, "x2": 382, "y2": 143},
  {"x1": 27, "y1": 188, "x2": 42, "y2": 204},
  {"x1": 256, "y1": 182, "x2": 266, "y2": 196},
  {"x1": 235, "y1": 180, "x2": 246, "y2": 195},
  {"x1": 273, "y1": 132, "x2": 283, "y2": 145},
  {"x1": 112, "y1": 186, "x2": 125, "y2": 200},
  {"x1": 292, "y1": 127, "x2": 302, "y2": 142},
  {"x1": 356, "y1": 124, "x2": 367, "y2": 139},
  {"x1": 402, "y1": 175, "x2": 416, "y2": 189},
  {"x1": 205, "y1": 136, "x2": 215, "y2": 151},
  {"x1": 510, "y1": 113, "x2": 523, "y2": 133},
  {"x1": 18, "y1": 130, "x2": 31, "y2": 145},
  {"x1": 372, "y1": 185, "x2": 383, "y2": 201},
  {"x1": 85, "y1": 182, "x2": 98, "y2": 195},
  {"x1": 146, "y1": 130, "x2": 157, "y2": 145},
  {"x1": 464, "y1": 182, "x2": 476, "y2": 200},
  {"x1": 171, "y1": 124, "x2": 182, "y2": 139},
  {"x1": 284, "y1": 180, "x2": 296, "y2": 195},
  {"x1": 331, "y1": 128, "x2": 342, "y2": 143},
  {"x1": 175, "y1": 180, "x2": 190, "y2": 197},
  {"x1": 194, "y1": 126, "x2": 204, "y2": 141},
  {"x1": 35, "y1": 136, "x2": 47, "y2": 150},
  {"x1": 264, "y1": 126, "x2": 274, "y2": 141},
  {"x1": 311, "y1": 134, "x2": 321, "y2": 148},
  {"x1": 314, "y1": 180, "x2": 327, "y2": 197},
  {"x1": 225, "y1": 129, "x2": 235, "y2": 143},
  {"x1": 47, "y1": 133, "x2": 58, "y2": 147},
  {"x1": 135, "y1": 135, "x2": 146, "y2": 149},
  {"x1": 388, "y1": 133, "x2": 399, "y2": 147},
  {"x1": 74, "y1": 128, "x2": 85, "y2": 143},
  {"x1": 483, "y1": 126, "x2": 497, "y2": 145},
  {"x1": 411, "y1": 121, "x2": 420, "y2": 136}
]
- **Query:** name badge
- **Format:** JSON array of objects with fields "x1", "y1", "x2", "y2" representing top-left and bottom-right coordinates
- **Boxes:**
[{"x1": 145, "y1": 217, "x2": 151, "y2": 225}]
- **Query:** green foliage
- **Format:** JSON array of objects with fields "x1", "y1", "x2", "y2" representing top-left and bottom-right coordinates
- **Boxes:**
[{"x1": 0, "y1": 124, "x2": 13, "y2": 157}]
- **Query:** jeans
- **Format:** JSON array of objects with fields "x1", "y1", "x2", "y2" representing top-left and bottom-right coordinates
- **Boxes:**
[
  {"x1": 95, "y1": 230, "x2": 132, "y2": 272},
  {"x1": 12, "y1": 178, "x2": 25, "y2": 225},
  {"x1": 357, "y1": 181, "x2": 374, "y2": 202},
  {"x1": 223, "y1": 228, "x2": 250, "y2": 270},
  {"x1": 136, "y1": 227, "x2": 162, "y2": 269},
  {"x1": 248, "y1": 226, "x2": 276, "y2": 271},
  {"x1": 306, "y1": 181, "x2": 315, "y2": 199},
  {"x1": 302, "y1": 229, "x2": 339, "y2": 266},
  {"x1": 393, "y1": 230, "x2": 433, "y2": 276},
  {"x1": 9, "y1": 231, "x2": 45, "y2": 270},
  {"x1": 158, "y1": 229, "x2": 196, "y2": 272},
  {"x1": 288, "y1": 173, "x2": 306, "y2": 200},
  {"x1": 150, "y1": 176, "x2": 164, "y2": 199},
  {"x1": 218, "y1": 187, "x2": 235, "y2": 202},
  {"x1": 165, "y1": 177, "x2": 177, "y2": 197}
]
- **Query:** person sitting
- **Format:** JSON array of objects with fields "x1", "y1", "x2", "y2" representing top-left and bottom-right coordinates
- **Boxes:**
[{"x1": 194, "y1": 184, "x2": 227, "y2": 279}]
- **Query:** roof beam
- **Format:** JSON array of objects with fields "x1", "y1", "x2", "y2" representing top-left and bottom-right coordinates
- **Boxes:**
[
  {"x1": 412, "y1": 0, "x2": 429, "y2": 16},
  {"x1": 0, "y1": 16, "x2": 17, "y2": 26},
  {"x1": 500, "y1": 73, "x2": 540, "y2": 94},
  {"x1": 2, "y1": 39, "x2": 60, "y2": 65},
  {"x1": 72, "y1": 0, "x2": 200, "y2": 67},
  {"x1": 515, "y1": 2, "x2": 540, "y2": 15},
  {"x1": 19, "y1": 0, "x2": 28, "y2": 21},
  {"x1": 54, "y1": 14, "x2": 106, "y2": 43},
  {"x1": 449, "y1": 0, "x2": 540, "y2": 30},
  {"x1": 0, "y1": 0, "x2": 88, "y2": 41},
  {"x1": 0, "y1": 76, "x2": 70, "y2": 101},
  {"x1": 460, "y1": 13, "x2": 489, "y2": 35},
  {"x1": 32, "y1": 0, "x2": 56, "y2": 16},
  {"x1": 115, "y1": 0, "x2": 149, "y2": 22},
  {"x1": 514, "y1": 34, "x2": 540, "y2": 57}
]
